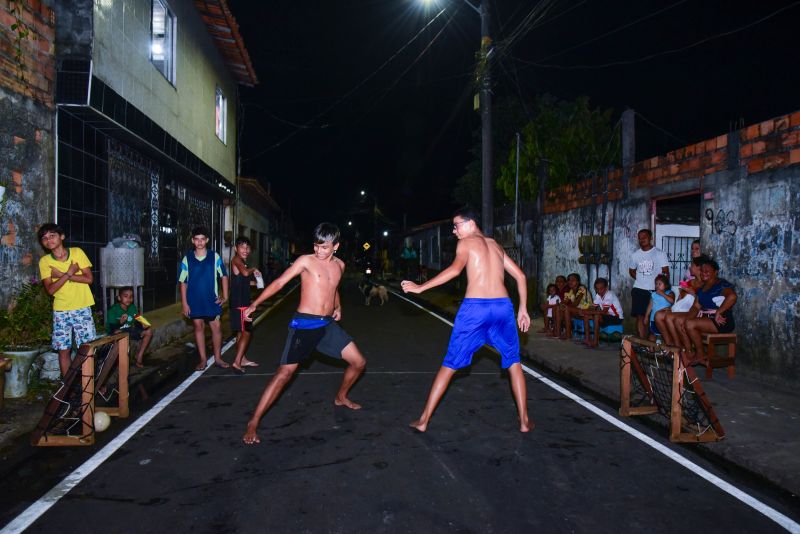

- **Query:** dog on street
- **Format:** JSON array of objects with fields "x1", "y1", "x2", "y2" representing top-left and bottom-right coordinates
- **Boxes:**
[{"x1": 358, "y1": 280, "x2": 389, "y2": 306}]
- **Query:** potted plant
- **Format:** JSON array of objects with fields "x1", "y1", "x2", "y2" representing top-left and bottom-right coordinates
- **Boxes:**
[{"x1": 0, "y1": 280, "x2": 52, "y2": 398}]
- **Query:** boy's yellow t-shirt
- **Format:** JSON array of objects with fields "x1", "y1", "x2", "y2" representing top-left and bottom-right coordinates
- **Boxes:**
[{"x1": 38, "y1": 247, "x2": 95, "y2": 311}]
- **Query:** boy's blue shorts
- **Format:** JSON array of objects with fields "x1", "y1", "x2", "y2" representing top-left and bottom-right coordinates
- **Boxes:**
[{"x1": 443, "y1": 298, "x2": 520, "y2": 370}]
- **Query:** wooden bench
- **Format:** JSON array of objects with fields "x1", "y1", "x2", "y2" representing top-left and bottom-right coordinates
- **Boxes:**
[
  {"x1": 0, "y1": 358, "x2": 12, "y2": 410},
  {"x1": 702, "y1": 333, "x2": 737, "y2": 379}
]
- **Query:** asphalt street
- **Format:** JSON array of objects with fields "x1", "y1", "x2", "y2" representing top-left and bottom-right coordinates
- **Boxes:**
[{"x1": 2, "y1": 279, "x2": 798, "y2": 533}]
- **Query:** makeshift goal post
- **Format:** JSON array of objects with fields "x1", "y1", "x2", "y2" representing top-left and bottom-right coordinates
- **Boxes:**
[
  {"x1": 620, "y1": 336, "x2": 725, "y2": 443},
  {"x1": 31, "y1": 333, "x2": 130, "y2": 447}
]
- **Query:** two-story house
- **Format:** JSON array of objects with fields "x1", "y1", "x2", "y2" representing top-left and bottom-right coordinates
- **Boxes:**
[{"x1": 52, "y1": 0, "x2": 257, "y2": 310}]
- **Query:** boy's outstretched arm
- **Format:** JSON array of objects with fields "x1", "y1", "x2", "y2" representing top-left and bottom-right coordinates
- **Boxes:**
[
  {"x1": 503, "y1": 254, "x2": 530, "y2": 332},
  {"x1": 401, "y1": 242, "x2": 467, "y2": 294},
  {"x1": 244, "y1": 259, "x2": 305, "y2": 319}
]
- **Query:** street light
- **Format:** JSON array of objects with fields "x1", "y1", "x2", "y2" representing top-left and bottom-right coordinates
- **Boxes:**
[{"x1": 421, "y1": 0, "x2": 493, "y2": 236}]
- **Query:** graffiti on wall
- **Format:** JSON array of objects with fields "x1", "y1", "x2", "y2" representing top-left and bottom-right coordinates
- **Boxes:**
[{"x1": 705, "y1": 208, "x2": 738, "y2": 235}]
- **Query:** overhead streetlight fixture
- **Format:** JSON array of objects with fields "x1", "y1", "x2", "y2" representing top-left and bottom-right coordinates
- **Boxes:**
[
  {"x1": 348, "y1": 221, "x2": 353, "y2": 226},
  {"x1": 383, "y1": 230, "x2": 389, "y2": 237}
]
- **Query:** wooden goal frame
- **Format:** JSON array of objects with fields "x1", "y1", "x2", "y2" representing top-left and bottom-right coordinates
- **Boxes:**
[
  {"x1": 31, "y1": 333, "x2": 130, "y2": 447},
  {"x1": 620, "y1": 336, "x2": 725, "y2": 443}
]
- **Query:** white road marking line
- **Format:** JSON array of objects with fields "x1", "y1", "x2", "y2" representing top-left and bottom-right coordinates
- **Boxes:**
[
  {"x1": 1, "y1": 286, "x2": 298, "y2": 534},
  {"x1": 202, "y1": 371, "x2": 500, "y2": 378},
  {"x1": 393, "y1": 289, "x2": 800, "y2": 534}
]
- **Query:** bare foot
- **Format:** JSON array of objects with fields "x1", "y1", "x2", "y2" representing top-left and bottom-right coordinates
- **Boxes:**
[
  {"x1": 520, "y1": 417, "x2": 534, "y2": 433},
  {"x1": 214, "y1": 359, "x2": 230, "y2": 369},
  {"x1": 135, "y1": 359, "x2": 144, "y2": 368},
  {"x1": 242, "y1": 359, "x2": 259, "y2": 367},
  {"x1": 195, "y1": 358, "x2": 207, "y2": 371},
  {"x1": 243, "y1": 422, "x2": 261, "y2": 445},
  {"x1": 409, "y1": 419, "x2": 428, "y2": 432},
  {"x1": 334, "y1": 397, "x2": 362, "y2": 410}
]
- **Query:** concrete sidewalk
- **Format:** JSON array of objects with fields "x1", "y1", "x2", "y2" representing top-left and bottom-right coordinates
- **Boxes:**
[{"x1": 387, "y1": 279, "x2": 800, "y2": 498}]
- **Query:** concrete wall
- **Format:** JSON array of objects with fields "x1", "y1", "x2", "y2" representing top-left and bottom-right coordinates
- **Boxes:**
[
  {"x1": 538, "y1": 110, "x2": 800, "y2": 385},
  {"x1": 702, "y1": 167, "x2": 799, "y2": 381},
  {"x1": 92, "y1": 0, "x2": 237, "y2": 183},
  {"x1": 0, "y1": 1, "x2": 57, "y2": 306},
  {"x1": 0, "y1": 88, "x2": 55, "y2": 304}
]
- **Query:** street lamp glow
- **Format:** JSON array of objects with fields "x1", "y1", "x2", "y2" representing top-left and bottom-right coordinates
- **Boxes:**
[
  {"x1": 348, "y1": 221, "x2": 353, "y2": 226},
  {"x1": 383, "y1": 230, "x2": 389, "y2": 237},
  {"x1": 360, "y1": 190, "x2": 366, "y2": 196}
]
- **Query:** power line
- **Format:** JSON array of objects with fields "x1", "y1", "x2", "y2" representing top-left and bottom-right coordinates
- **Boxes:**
[
  {"x1": 514, "y1": 1, "x2": 800, "y2": 70},
  {"x1": 243, "y1": 102, "x2": 328, "y2": 129},
  {"x1": 242, "y1": 7, "x2": 447, "y2": 163},
  {"x1": 635, "y1": 111, "x2": 686, "y2": 146},
  {"x1": 354, "y1": 8, "x2": 458, "y2": 125},
  {"x1": 513, "y1": 0, "x2": 692, "y2": 67}
]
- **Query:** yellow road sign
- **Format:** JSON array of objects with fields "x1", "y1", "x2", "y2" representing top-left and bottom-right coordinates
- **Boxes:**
[{"x1": 363, "y1": 242, "x2": 371, "y2": 251}]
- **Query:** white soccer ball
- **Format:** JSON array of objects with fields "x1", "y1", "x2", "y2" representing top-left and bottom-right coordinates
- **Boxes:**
[{"x1": 94, "y1": 411, "x2": 111, "y2": 432}]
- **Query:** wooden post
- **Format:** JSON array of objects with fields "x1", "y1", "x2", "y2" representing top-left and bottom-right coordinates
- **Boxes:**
[
  {"x1": 619, "y1": 339, "x2": 631, "y2": 416},
  {"x1": 669, "y1": 349, "x2": 683, "y2": 442},
  {"x1": 80, "y1": 349, "x2": 96, "y2": 445}
]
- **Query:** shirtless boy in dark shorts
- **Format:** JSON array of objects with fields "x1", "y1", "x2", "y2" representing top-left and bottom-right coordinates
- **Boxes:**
[
  {"x1": 242, "y1": 222, "x2": 366, "y2": 445},
  {"x1": 401, "y1": 208, "x2": 532, "y2": 433}
]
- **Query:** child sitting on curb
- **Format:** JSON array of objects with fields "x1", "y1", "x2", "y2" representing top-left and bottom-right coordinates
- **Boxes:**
[{"x1": 106, "y1": 287, "x2": 153, "y2": 368}]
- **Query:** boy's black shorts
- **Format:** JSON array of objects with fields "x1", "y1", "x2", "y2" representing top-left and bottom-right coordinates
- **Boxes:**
[
  {"x1": 112, "y1": 323, "x2": 148, "y2": 341},
  {"x1": 230, "y1": 307, "x2": 253, "y2": 333},
  {"x1": 600, "y1": 315, "x2": 623, "y2": 327},
  {"x1": 630, "y1": 288, "x2": 651, "y2": 317},
  {"x1": 279, "y1": 316, "x2": 353, "y2": 365}
]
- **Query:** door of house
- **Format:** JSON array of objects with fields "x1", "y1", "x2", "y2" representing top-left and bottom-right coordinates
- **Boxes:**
[{"x1": 654, "y1": 193, "x2": 701, "y2": 286}]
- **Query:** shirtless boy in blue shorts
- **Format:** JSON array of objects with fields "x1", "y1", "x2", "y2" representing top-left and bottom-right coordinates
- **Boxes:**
[
  {"x1": 401, "y1": 208, "x2": 532, "y2": 432},
  {"x1": 241, "y1": 222, "x2": 366, "y2": 445}
]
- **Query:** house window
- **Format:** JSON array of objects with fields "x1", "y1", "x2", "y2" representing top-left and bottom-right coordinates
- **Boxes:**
[
  {"x1": 215, "y1": 87, "x2": 227, "y2": 143},
  {"x1": 151, "y1": 0, "x2": 176, "y2": 83}
]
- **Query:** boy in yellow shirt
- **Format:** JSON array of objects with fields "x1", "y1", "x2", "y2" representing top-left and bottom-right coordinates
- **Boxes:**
[{"x1": 37, "y1": 223, "x2": 96, "y2": 377}]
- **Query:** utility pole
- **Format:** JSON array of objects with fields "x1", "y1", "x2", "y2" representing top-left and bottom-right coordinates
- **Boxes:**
[{"x1": 479, "y1": 0, "x2": 493, "y2": 236}]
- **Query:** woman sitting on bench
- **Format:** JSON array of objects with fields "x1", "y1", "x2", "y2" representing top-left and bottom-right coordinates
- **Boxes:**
[
  {"x1": 655, "y1": 255, "x2": 704, "y2": 346},
  {"x1": 676, "y1": 258, "x2": 737, "y2": 363}
]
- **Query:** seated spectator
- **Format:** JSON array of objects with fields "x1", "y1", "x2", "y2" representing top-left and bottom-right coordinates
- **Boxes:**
[
  {"x1": 583, "y1": 278, "x2": 623, "y2": 346},
  {"x1": 555, "y1": 274, "x2": 568, "y2": 301},
  {"x1": 656, "y1": 255, "x2": 706, "y2": 346},
  {"x1": 686, "y1": 239, "x2": 701, "y2": 279},
  {"x1": 645, "y1": 274, "x2": 675, "y2": 341},
  {"x1": 106, "y1": 287, "x2": 153, "y2": 368},
  {"x1": 678, "y1": 258, "x2": 737, "y2": 362},
  {"x1": 538, "y1": 283, "x2": 561, "y2": 335},
  {"x1": 554, "y1": 273, "x2": 591, "y2": 340}
]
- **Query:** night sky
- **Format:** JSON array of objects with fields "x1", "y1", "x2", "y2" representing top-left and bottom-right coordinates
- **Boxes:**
[{"x1": 228, "y1": 0, "x2": 798, "y2": 234}]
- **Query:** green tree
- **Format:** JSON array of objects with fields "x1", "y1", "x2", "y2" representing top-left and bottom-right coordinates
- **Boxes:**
[
  {"x1": 453, "y1": 97, "x2": 533, "y2": 207},
  {"x1": 498, "y1": 95, "x2": 620, "y2": 202}
]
